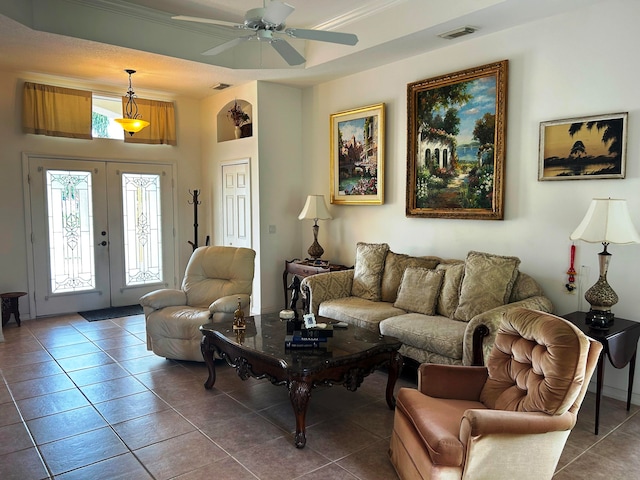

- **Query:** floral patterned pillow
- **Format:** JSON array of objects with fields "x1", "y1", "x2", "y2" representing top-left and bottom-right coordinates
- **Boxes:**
[
  {"x1": 351, "y1": 242, "x2": 389, "y2": 301},
  {"x1": 454, "y1": 251, "x2": 520, "y2": 321},
  {"x1": 393, "y1": 267, "x2": 444, "y2": 315}
]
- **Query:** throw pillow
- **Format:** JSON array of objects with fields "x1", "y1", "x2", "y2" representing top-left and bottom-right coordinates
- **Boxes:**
[
  {"x1": 454, "y1": 251, "x2": 521, "y2": 321},
  {"x1": 435, "y1": 262, "x2": 465, "y2": 318},
  {"x1": 393, "y1": 267, "x2": 444, "y2": 315},
  {"x1": 380, "y1": 252, "x2": 441, "y2": 302},
  {"x1": 351, "y1": 242, "x2": 389, "y2": 301}
]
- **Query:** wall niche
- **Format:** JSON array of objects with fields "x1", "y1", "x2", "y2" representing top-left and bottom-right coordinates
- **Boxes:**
[{"x1": 217, "y1": 99, "x2": 253, "y2": 142}]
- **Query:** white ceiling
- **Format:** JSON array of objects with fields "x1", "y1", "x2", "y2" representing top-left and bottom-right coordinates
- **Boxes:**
[{"x1": 0, "y1": 0, "x2": 606, "y2": 99}]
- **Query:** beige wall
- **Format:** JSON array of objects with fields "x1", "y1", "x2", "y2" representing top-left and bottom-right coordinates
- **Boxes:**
[{"x1": 300, "y1": 0, "x2": 640, "y2": 403}]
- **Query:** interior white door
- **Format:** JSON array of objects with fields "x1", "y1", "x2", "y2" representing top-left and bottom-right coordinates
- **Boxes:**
[
  {"x1": 222, "y1": 161, "x2": 251, "y2": 248},
  {"x1": 29, "y1": 157, "x2": 175, "y2": 316}
]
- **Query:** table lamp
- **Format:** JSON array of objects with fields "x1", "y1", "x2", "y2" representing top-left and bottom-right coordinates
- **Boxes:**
[
  {"x1": 298, "y1": 195, "x2": 332, "y2": 261},
  {"x1": 570, "y1": 198, "x2": 640, "y2": 328}
]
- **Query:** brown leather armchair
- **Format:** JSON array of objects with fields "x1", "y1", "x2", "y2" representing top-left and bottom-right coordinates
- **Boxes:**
[{"x1": 389, "y1": 308, "x2": 602, "y2": 480}]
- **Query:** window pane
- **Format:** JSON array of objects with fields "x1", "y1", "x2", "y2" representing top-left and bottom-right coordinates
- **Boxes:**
[
  {"x1": 122, "y1": 173, "x2": 163, "y2": 286},
  {"x1": 92, "y1": 95, "x2": 124, "y2": 140},
  {"x1": 46, "y1": 170, "x2": 96, "y2": 293}
]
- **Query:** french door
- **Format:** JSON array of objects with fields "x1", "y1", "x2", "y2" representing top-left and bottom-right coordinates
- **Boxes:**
[{"x1": 28, "y1": 157, "x2": 176, "y2": 316}]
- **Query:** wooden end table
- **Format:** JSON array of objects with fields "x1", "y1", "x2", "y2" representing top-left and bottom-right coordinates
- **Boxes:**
[
  {"x1": 561, "y1": 311, "x2": 640, "y2": 434},
  {"x1": 282, "y1": 259, "x2": 351, "y2": 312},
  {"x1": 1, "y1": 292, "x2": 27, "y2": 327},
  {"x1": 200, "y1": 314, "x2": 402, "y2": 448}
]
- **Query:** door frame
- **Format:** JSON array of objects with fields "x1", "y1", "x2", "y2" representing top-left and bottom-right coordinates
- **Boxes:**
[{"x1": 22, "y1": 153, "x2": 179, "y2": 318}]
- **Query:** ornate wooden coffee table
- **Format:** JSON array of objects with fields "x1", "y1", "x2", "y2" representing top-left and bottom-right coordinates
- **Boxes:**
[{"x1": 200, "y1": 314, "x2": 403, "y2": 448}]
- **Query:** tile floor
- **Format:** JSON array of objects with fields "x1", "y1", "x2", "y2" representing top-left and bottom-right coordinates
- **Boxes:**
[{"x1": 0, "y1": 314, "x2": 638, "y2": 479}]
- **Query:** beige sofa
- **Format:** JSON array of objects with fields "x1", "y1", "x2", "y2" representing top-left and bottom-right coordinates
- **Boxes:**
[{"x1": 301, "y1": 243, "x2": 553, "y2": 366}]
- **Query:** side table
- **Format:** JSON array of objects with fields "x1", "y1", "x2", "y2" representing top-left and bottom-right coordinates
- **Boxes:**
[
  {"x1": 561, "y1": 311, "x2": 640, "y2": 434},
  {"x1": 1, "y1": 292, "x2": 27, "y2": 327},
  {"x1": 283, "y1": 259, "x2": 351, "y2": 312}
]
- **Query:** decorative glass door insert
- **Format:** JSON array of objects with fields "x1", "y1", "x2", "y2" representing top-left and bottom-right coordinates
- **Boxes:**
[
  {"x1": 46, "y1": 170, "x2": 97, "y2": 293},
  {"x1": 121, "y1": 173, "x2": 163, "y2": 286}
]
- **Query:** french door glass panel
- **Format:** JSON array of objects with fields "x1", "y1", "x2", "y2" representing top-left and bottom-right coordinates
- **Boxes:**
[
  {"x1": 46, "y1": 170, "x2": 97, "y2": 293},
  {"x1": 121, "y1": 172, "x2": 163, "y2": 286}
]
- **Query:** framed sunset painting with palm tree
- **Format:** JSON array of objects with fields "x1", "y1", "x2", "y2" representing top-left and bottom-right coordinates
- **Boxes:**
[
  {"x1": 406, "y1": 60, "x2": 508, "y2": 220},
  {"x1": 539, "y1": 112, "x2": 627, "y2": 181}
]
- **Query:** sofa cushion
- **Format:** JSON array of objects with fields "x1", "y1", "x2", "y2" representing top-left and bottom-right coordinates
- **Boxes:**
[
  {"x1": 435, "y1": 262, "x2": 465, "y2": 318},
  {"x1": 381, "y1": 252, "x2": 441, "y2": 302},
  {"x1": 454, "y1": 251, "x2": 520, "y2": 321},
  {"x1": 380, "y1": 313, "x2": 467, "y2": 361},
  {"x1": 393, "y1": 267, "x2": 444, "y2": 316},
  {"x1": 319, "y1": 296, "x2": 405, "y2": 332},
  {"x1": 351, "y1": 242, "x2": 389, "y2": 301}
]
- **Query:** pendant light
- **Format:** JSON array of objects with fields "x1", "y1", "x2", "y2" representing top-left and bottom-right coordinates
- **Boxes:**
[{"x1": 114, "y1": 69, "x2": 150, "y2": 136}]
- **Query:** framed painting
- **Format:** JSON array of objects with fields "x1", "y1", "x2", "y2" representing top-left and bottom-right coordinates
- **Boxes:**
[
  {"x1": 538, "y1": 112, "x2": 627, "y2": 181},
  {"x1": 406, "y1": 60, "x2": 508, "y2": 220},
  {"x1": 330, "y1": 103, "x2": 385, "y2": 205}
]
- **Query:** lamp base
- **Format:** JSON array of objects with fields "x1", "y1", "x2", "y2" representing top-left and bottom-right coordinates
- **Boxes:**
[{"x1": 586, "y1": 309, "x2": 614, "y2": 330}]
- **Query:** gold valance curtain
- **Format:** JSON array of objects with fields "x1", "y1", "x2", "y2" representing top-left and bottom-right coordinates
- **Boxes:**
[
  {"x1": 123, "y1": 98, "x2": 177, "y2": 145},
  {"x1": 22, "y1": 82, "x2": 92, "y2": 139}
]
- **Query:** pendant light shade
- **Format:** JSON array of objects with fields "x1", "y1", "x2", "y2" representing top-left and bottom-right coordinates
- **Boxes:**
[{"x1": 114, "y1": 69, "x2": 150, "y2": 136}]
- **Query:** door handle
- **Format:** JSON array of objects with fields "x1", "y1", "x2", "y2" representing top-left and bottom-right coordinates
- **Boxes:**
[{"x1": 98, "y1": 241, "x2": 107, "y2": 246}]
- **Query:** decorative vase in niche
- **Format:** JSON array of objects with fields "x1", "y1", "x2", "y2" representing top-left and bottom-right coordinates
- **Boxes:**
[{"x1": 234, "y1": 126, "x2": 241, "y2": 139}]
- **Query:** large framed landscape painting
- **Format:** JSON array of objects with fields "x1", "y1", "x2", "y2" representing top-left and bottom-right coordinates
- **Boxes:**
[
  {"x1": 538, "y1": 112, "x2": 627, "y2": 181},
  {"x1": 406, "y1": 60, "x2": 508, "y2": 220},
  {"x1": 330, "y1": 103, "x2": 385, "y2": 205}
]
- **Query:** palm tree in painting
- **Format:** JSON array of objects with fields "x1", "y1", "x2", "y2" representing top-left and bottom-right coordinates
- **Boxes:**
[
  {"x1": 569, "y1": 140, "x2": 587, "y2": 158},
  {"x1": 568, "y1": 119, "x2": 624, "y2": 158}
]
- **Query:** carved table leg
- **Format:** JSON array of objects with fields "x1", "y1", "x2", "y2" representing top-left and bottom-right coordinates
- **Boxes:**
[
  {"x1": 201, "y1": 335, "x2": 217, "y2": 389},
  {"x1": 386, "y1": 351, "x2": 403, "y2": 409},
  {"x1": 289, "y1": 380, "x2": 312, "y2": 448}
]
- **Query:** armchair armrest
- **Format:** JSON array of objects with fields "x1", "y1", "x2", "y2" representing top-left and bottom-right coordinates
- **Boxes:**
[
  {"x1": 139, "y1": 289, "x2": 187, "y2": 311},
  {"x1": 300, "y1": 270, "x2": 354, "y2": 315},
  {"x1": 462, "y1": 295, "x2": 554, "y2": 366},
  {"x1": 461, "y1": 409, "x2": 575, "y2": 437},
  {"x1": 418, "y1": 364, "x2": 488, "y2": 400},
  {"x1": 209, "y1": 294, "x2": 251, "y2": 314}
]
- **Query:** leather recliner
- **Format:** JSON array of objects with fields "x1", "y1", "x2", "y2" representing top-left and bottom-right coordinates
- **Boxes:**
[
  {"x1": 389, "y1": 307, "x2": 602, "y2": 480},
  {"x1": 140, "y1": 246, "x2": 255, "y2": 361}
]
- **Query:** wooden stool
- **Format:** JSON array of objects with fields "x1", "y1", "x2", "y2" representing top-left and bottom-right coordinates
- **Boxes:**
[{"x1": 1, "y1": 292, "x2": 27, "y2": 327}]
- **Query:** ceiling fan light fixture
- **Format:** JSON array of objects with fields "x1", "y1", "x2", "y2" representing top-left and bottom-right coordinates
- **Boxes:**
[
  {"x1": 438, "y1": 26, "x2": 477, "y2": 40},
  {"x1": 114, "y1": 69, "x2": 149, "y2": 136}
]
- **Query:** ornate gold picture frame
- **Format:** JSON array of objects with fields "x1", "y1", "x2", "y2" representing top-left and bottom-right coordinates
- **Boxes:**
[
  {"x1": 406, "y1": 60, "x2": 508, "y2": 219},
  {"x1": 330, "y1": 103, "x2": 385, "y2": 205}
]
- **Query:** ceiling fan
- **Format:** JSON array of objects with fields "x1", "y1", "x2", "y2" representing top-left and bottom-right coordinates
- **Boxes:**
[{"x1": 172, "y1": 1, "x2": 358, "y2": 66}]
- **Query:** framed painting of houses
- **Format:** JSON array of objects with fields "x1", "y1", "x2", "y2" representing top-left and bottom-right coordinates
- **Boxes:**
[
  {"x1": 330, "y1": 103, "x2": 385, "y2": 205},
  {"x1": 406, "y1": 60, "x2": 508, "y2": 219},
  {"x1": 538, "y1": 112, "x2": 627, "y2": 181}
]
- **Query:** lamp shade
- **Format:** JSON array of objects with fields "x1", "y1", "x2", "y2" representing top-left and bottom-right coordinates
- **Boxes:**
[
  {"x1": 570, "y1": 198, "x2": 640, "y2": 244},
  {"x1": 114, "y1": 118, "x2": 150, "y2": 133},
  {"x1": 298, "y1": 195, "x2": 332, "y2": 221}
]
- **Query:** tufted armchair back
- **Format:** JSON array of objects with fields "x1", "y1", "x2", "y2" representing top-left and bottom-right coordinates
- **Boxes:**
[
  {"x1": 480, "y1": 308, "x2": 592, "y2": 415},
  {"x1": 182, "y1": 246, "x2": 255, "y2": 308}
]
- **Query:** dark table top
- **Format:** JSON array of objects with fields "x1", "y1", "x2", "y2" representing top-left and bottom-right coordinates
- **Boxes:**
[
  {"x1": 561, "y1": 311, "x2": 640, "y2": 339},
  {"x1": 200, "y1": 313, "x2": 401, "y2": 370}
]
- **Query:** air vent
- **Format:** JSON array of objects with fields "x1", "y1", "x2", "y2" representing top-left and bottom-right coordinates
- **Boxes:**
[
  {"x1": 438, "y1": 26, "x2": 476, "y2": 40},
  {"x1": 211, "y1": 83, "x2": 230, "y2": 90}
]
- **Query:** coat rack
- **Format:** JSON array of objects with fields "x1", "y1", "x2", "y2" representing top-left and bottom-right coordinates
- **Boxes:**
[{"x1": 188, "y1": 190, "x2": 201, "y2": 251}]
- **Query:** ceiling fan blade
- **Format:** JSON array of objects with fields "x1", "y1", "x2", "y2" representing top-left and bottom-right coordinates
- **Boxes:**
[
  {"x1": 172, "y1": 15, "x2": 239, "y2": 28},
  {"x1": 262, "y1": 1, "x2": 295, "y2": 26},
  {"x1": 202, "y1": 36, "x2": 251, "y2": 56},
  {"x1": 270, "y1": 38, "x2": 305, "y2": 66},
  {"x1": 286, "y1": 28, "x2": 358, "y2": 46}
]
